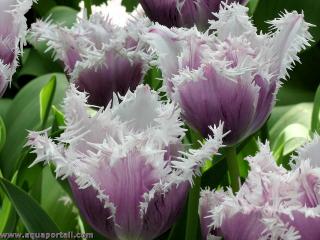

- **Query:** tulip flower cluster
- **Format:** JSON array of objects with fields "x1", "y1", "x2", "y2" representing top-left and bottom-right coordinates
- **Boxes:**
[
  {"x1": 0, "y1": 0, "x2": 34, "y2": 96},
  {"x1": 22, "y1": 1, "x2": 315, "y2": 240},
  {"x1": 199, "y1": 136, "x2": 320, "y2": 240}
]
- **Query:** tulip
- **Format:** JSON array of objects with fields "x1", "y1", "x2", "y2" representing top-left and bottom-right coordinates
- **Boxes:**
[
  {"x1": 199, "y1": 135, "x2": 320, "y2": 240},
  {"x1": 145, "y1": 3, "x2": 313, "y2": 145},
  {"x1": 139, "y1": 0, "x2": 247, "y2": 29},
  {"x1": 30, "y1": 2, "x2": 150, "y2": 107},
  {"x1": 27, "y1": 84, "x2": 225, "y2": 240},
  {"x1": 0, "y1": 0, "x2": 34, "y2": 96}
]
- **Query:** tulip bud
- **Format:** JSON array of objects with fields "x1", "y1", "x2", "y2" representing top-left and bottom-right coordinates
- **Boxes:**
[
  {"x1": 199, "y1": 136, "x2": 320, "y2": 240},
  {"x1": 27, "y1": 84, "x2": 225, "y2": 240},
  {"x1": 0, "y1": 0, "x2": 34, "y2": 96},
  {"x1": 139, "y1": 0, "x2": 247, "y2": 29},
  {"x1": 146, "y1": 3, "x2": 313, "y2": 145}
]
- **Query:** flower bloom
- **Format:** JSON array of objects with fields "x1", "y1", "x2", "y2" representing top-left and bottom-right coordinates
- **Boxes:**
[
  {"x1": 27, "y1": 84, "x2": 225, "y2": 240},
  {"x1": 0, "y1": 0, "x2": 34, "y2": 96},
  {"x1": 139, "y1": 0, "x2": 247, "y2": 29},
  {"x1": 145, "y1": 3, "x2": 312, "y2": 145},
  {"x1": 30, "y1": 2, "x2": 150, "y2": 107},
  {"x1": 199, "y1": 135, "x2": 320, "y2": 240}
]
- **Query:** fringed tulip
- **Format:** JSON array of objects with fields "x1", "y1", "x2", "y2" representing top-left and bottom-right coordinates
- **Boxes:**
[
  {"x1": 30, "y1": 3, "x2": 150, "y2": 107},
  {"x1": 199, "y1": 135, "x2": 320, "y2": 240},
  {"x1": 0, "y1": 0, "x2": 34, "y2": 96},
  {"x1": 139, "y1": 0, "x2": 247, "y2": 29},
  {"x1": 146, "y1": 3, "x2": 313, "y2": 145},
  {"x1": 27, "y1": 84, "x2": 225, "y2": 240}
]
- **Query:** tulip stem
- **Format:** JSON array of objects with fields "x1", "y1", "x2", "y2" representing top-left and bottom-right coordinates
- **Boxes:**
[
  {"x1": 84, "y1": 0, "x2": 92, "y2": 17},
  {"x1": 185, "y1": 176, "x2": 201, "y2": 240},
  {"x1": 226, "y1": 146, "x2": 240, "y2": 192}
]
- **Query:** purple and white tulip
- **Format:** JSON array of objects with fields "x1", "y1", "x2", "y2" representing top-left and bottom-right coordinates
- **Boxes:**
[
  {"x1": 145, "y1": 3, "x2": 313, "y2": 145},
  {"x1": 139, "y1": 0, "x2": 247, "y2": 29},
  {"x1": 199, "y1": 135, "x2": 320, "y2": 240},
  {"x1": 30, "y1": 5, "x2": 150, "y2": 107},
  {"x1": 27, "y1": 84, "x2": 225, "y2": 240},
  {"x1": 0, "y1": 0, "x2": 34, "y2": 96}
]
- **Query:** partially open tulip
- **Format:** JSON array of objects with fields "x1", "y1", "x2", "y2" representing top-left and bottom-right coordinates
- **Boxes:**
[
  {"x1": 0, "y1": 0, "x2": 34, "y2": 96},
  {"x1": 139, "y1": 0, "x2": 247, "y2": 29},
  {"x1": 30, "y1": 3, "x2": 150, "y2": 107},
  {"x1": 27, "y1": 84, "x2": 225, "y2": 240},
  {"x1": 199, "y1": 135, "x2": 320, "y2": 240},
  {"x1": 146, "y1": 3, "x2": 312, "y2": 145}
]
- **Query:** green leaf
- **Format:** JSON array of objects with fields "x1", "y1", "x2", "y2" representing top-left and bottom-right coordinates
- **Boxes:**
[
  {"x1": 40, "y1": 76, "x2": 57, "y2": 128},
  {"x1": 185, "y1": 177, "x2": 201, "y2": 240},
  {"x1": 41, "y1": 167, "x2": 77, "y2": 232},
  {"x1": 144, "y1": 67, "x2": 163, "y2": 91},
  {"x1": 268, "y1": 103, "x2": 312, "y2": 163},
  {"x1": 18, "y1": 49, "x2": 63, "y2": 77},
  {"x1": 0, "y1": 74, "x2": 68, "y2": 179},
  {"x1": 122, "y1": 0, "x2": 138, "y2": 11},
  {"x1": 0, "y1": 99, "x2": 12, "y2": 119},
  {"x1": 46, "y1": 6, "x2": 78, "y2": 27},
  {"x1": 253, "y1": 0, "x2": 320, "y2": 45},
  {"x1": 0, "y1": 193, "x2": 13, "y2": 233},
  {"x1": 51, "y1": 105, "x2": 65, "y2": 136},
  {"x1": 33, "y1": 0, "x2": 57, "y2": 16},
  {"x1": 247, "y1": 0, "x2": 260, "y2": 15},
  {"x1": 311, "y1": 84, "x2": 320, "y2": 133},
  {"x1": 0, "y1": 117, "x2": 5, "y2": 153},
  {"x1": 0, "y1": 177, "x2": 61, "y2": 235}
]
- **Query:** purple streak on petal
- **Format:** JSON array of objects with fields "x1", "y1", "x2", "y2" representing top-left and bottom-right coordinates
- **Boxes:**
[
  {"x1": 249, "y1": 74, "x2": 277, "y2": 132},
  {"x1": 69, "y1": 178, "x2": 117, "y2": 239},
  {"x1": 95, "y1": 151, "x2": 159, "y2": 239},
  {"x1": 281, "y1": 211, "x2": 320, "y2": 240},
  {"x1": 220, "y1": 211, "x2": 265, "y2": 240},
  {"x1": 164, "y1": 142, "x2": 184, "y2": 162},
  {"x1": 298, "y1": 172, "x2": 320, "y2": 208},
  {"x1": 139, "y1": 0, "x2": 181, "y2": 28},
  {"x1": 65, "y1": 46, "x2": 82, "y2": 72},
  {"x1": 199, "y1": 193, "x2": 214, "y2": 239},
  {"x1": 0, "y1": 0, "x2": 15, "y2": 39},
  {"x1": 0, "y1": 41, "x2": 15, "y2": 65},
  {"x1": 75, "y1": 53, "x2": 143, "y2": 107},
  {"x1": 178, "y1": 65, "x2": 258, "y2": 145},
  {"x1": 141, "y1": 182, "x2": 189, "y2": 239},
  {"x1": 139, "y1": 0, "x2": 247, "y2": 29}
]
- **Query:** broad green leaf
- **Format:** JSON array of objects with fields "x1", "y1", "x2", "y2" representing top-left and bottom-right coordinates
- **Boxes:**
[
  {"x1": 18, "y1": 49, "x2": 63, "y2": 77},
  {"x1": 144, "y1": 67, "x2": 163, "y2": 91},
  {"x1": 0, "y1": 117, "x2": 5, "y2": 153},
  {"x1": 253, "y1": 0, "x2": 320, "y2": 45},
  {"x1": 276, "y1": 87, "x2": 314, "y2": 106},
  {"x1": 41, "y1": 167, "x2": 77, "y2": 232},
  {"x1": 51, "y1": 105, "x2": 65, "y2": 136},
  {"x1": 268, "y1": 103, "x2": 313, "y2": 162},
  {"x1": 247, "y1": 0, "x2": 260, "y2": 15},
  {"x1": 0, "y1": 193, "x2": 15, "y2": 233},
  {"x1": 122, "y1": 0, "x2": 138, "y2": 11},
  {"x1": 311, "y1": 85, "x2": 320, "y2": 133},
  {"x1": 0, "y1": 74, "x2": 68, "y2": 179},
  {"x1": 0, "y1": 99, "x2": 12, "y2": 119},
  {"x1": 40, "y1": 76, "x2": 57, "y2": 128},
  {"x1": 33, "y1": 0, "x2": 56, "y2": 16},
  {"x1": 0, "y1": 177, "x2": 61, "y2": 235},
  {"x1": 46, "y1": 6, "x2": 78, "y2": 27},
  {"x1": 185, "y1": 177, "x2": 201, "y2": 240}
]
